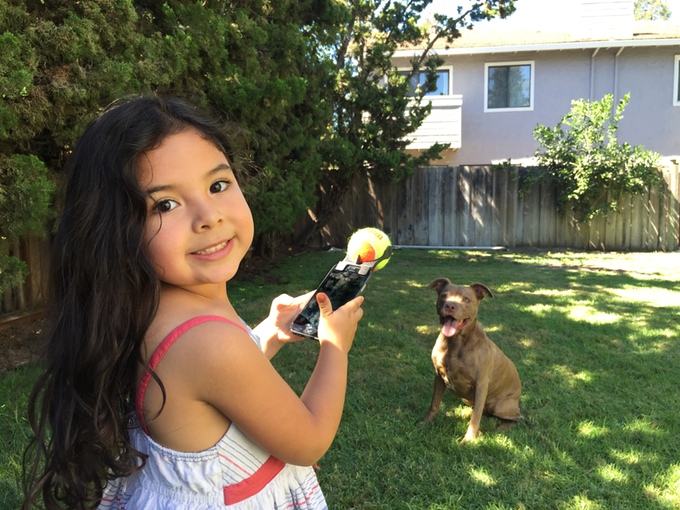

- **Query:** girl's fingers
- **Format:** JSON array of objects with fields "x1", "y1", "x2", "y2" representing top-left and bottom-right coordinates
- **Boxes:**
[{"x1": 316, "y1": 292, "x2": 333, "y2": 316}]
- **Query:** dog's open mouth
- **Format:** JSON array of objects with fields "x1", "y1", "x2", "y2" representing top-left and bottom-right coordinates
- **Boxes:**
[{"x1": 441, "y1": 317, "x2": 468, "y2": 337}]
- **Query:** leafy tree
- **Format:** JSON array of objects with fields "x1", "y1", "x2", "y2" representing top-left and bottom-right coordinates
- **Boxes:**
[
  {"x1": 634, "y1": 0, "x2": 671, "y2": 20},
  {"x1": 528, "y1": 93, "x2": 662, "y2": 223},
  {"x1": 297, "y1": 0, "x2": 517, "y2": 245}
]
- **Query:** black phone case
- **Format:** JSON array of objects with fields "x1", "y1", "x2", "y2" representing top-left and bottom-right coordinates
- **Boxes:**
[{"x1": 290, "y1": 260, "x2": 375, "y2": 340}]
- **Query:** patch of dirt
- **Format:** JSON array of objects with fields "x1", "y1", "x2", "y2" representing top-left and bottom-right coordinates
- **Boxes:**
[{"x1": 0, "y1": 313, "x2": 46, "y2": 373}]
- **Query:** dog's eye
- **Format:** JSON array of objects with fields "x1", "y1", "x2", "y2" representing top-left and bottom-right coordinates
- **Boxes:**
[{"x1": 463, "y1": 297, "x2": 470, "y2": 303}]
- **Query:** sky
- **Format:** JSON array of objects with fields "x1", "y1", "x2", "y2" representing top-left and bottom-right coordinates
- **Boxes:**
[{"x1": 424, "y1": 0, "x2": 680, "y2": 28}]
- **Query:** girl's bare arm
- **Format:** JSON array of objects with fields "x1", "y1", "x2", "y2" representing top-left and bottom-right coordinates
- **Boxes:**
[{"x1": 185, "y1": 293, "x2": 364, "y2": 465}]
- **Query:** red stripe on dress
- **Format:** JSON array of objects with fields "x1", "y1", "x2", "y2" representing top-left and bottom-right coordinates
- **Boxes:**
[
  {"x1": 284, "y1": 482, "x2": 320, "y2": 508},
  {"x1": 218, "y1": 451, "x2": 255, "y2": 476},
  {"x1": 135, "y1": 315, "x2": 247, "y2": 433},
  {"x1": 99, "y1": 495, "x2": 123, "y2": 508},
  {"x1": 223, "y1": 456, "x2": 286, "y2": 505}
]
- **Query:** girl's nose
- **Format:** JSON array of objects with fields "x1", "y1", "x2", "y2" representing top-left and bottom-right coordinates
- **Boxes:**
[{"x1": 192, "y1": 201, "x2": 223, "y2": 231}]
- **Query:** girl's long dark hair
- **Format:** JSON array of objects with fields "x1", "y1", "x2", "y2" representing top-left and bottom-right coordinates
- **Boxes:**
[{"x1": 22, "y1": 95, "x2": 236, "y2": 509}]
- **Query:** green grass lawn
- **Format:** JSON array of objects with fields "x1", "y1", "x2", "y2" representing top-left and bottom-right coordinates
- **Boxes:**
[{"x1": 2, "y1": 249, "x2": 679, "y2": 509}]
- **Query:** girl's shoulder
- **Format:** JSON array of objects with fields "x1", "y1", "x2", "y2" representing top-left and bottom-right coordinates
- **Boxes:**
[
  {"x1": 138, "y1": 313, "x2": 263, "y2": 451},
  {"x1": 145, "y1": 311, "x2": 253, "y2": 362},
  {"x1": 148, "y1": 284, "x2": 244, "y2": 345}
]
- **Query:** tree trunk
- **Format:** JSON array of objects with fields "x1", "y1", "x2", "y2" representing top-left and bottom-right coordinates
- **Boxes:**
[{"x1": 294, "y1": 173, "x2": 355, "y2": 248}]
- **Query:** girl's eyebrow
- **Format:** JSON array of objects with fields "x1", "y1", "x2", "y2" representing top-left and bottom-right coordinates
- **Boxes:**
[{"x1": 145, "y1": 163, "x2": 232, "y2": 195}]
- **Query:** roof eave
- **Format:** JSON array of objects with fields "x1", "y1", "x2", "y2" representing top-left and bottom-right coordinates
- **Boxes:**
[{"x1": 393, "y1": 38, "x2": 680, "y2": 57}]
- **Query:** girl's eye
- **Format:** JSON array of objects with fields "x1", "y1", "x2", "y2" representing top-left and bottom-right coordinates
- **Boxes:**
[
  {"x1": 152, "y1": 199, "x2": 178, "y2": 214},
  {"x1": 210, "y1": 180, "x2": 229, "y2": 194}
]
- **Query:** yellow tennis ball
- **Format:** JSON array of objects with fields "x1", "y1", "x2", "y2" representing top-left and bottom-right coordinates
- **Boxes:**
[{"x1": 346, "y1": 227, "x2": 392, "y2": 271}]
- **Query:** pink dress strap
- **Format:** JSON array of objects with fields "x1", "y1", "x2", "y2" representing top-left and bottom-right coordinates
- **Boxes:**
[{"x1": 136, "y1": 315, "x2": 247, "y2": 433}]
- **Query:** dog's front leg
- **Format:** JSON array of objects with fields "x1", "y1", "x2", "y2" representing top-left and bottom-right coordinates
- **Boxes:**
[
  {"x1": 462, "y1": 381, "x2": 489, "y2": 443},
  {"x1": 420, "y1": 374, "x2": 446, "y2": 426}
]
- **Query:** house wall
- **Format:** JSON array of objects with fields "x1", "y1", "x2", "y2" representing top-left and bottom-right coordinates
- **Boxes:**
[
  {"x1": 398, "y1": 45, "x2": 680, "y2": 166},
  {"x1": 615, "y1": 47, "x2": 679, "y2": 152}
]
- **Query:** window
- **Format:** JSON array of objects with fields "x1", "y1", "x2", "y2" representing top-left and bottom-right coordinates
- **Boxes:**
[
  {"x1": 674, "y1": 55, "x2": 680, "y2": 106},
  {"x1": 484, "y1": 61, "x2": 534, "y2": 112},
  {"x1": 398, "y1": 68, "x2": 451, "y2": 96}
]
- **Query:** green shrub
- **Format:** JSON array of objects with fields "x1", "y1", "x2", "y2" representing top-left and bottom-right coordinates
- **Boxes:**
[{"x1": 528, "y1": 93, "x2": 662, "y2": 222}]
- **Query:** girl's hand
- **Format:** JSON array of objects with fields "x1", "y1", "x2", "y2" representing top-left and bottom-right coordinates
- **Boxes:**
[
  {"x1": 268, "y1": 292, "x2": 314, "y2": 343},
  {"x1": 254, "y1": 292, "x2": 314, "y2": 358},
  {"x1": 316, "y1": 292, "x2": 364, "y2": 354}
]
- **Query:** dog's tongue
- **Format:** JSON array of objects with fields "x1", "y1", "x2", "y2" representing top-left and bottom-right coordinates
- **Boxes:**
[{"x1": 442, "y1": 317, "x2": 464, "y2": 337}]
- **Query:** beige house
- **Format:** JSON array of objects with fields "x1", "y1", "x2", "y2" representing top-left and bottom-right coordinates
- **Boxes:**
[{"x1": 393, "y1": 1, "x2": 680, "y2": 166}]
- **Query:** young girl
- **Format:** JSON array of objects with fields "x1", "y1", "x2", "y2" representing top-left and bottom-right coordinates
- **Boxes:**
[{"x1": 23, "y1": 95, "x2": 364, "y2": 509}]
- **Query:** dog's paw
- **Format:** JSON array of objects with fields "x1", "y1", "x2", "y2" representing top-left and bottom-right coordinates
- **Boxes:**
[
  {"x1": 461, "y1": 430, "x2": 479, "y2": 444},
  {"x1": 419, "y1": 416, "x2": 434, "y2": 427}
]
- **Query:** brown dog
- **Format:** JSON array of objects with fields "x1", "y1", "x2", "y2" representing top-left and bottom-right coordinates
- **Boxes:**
[{"x1": 421, "y1": 279, "x2": 522, "y2": 443}]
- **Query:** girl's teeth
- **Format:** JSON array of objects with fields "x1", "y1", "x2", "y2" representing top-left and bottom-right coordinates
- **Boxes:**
[{"x1": 196, "y1": 242, "x2": 226, "y2": 255}]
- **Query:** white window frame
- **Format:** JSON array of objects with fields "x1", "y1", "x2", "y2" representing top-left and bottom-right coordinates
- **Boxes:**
[
  {"x1": 397, "y1": 65, "x2": 453, "y2": 97},
  {"x1": 674, "y1": 55, "x2": 680, "y2": 106},
  {"x1": 484, "y1": 60, "x2": 535, "y2": 112}
]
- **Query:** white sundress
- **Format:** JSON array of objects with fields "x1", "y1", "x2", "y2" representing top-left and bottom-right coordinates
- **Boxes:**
[{"x1": 98, "y1": 315, "x2": 327, "y2": 509}]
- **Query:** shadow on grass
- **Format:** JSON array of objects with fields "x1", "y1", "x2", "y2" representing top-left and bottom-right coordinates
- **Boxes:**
[{"x1": 306, "y1": 249, "x2": 680, "y2": 509}]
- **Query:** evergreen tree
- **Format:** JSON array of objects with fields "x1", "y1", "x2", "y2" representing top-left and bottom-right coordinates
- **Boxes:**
[
  {"x1": 0, "y1": 0, "x2": 335, "y2": 278},
  {"x1": 1, "y1": 0, "x2": 147, "y2": 295},
  {"x1": 131, "y1": 0, "x2": 336, "y2": 255}
]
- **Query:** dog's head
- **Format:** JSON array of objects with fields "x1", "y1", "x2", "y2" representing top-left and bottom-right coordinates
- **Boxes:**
[{"x1": 428, "y1": 278, "x2": 493, "y2": 337}]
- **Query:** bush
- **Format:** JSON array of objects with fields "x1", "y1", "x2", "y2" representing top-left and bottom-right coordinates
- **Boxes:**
[
  {"x1": 527, "y1": 93, "x2": 662, "y2": 222},
  {"x1": 0, "y1": 154, "x2": 55, "y2": 294}
]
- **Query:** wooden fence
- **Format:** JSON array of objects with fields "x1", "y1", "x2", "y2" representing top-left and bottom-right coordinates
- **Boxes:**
[
  {"x1": 2, "y1": 164, "x2": 679, "y2": 318},
  {"x1": 1, "y1": 236, "x2": 49, "y2": 317},
  {"x1": 315, "y1": 164, "x2": 680, "y2": 252}
]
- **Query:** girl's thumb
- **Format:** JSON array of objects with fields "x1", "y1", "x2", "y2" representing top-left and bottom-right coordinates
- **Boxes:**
[{"x1": 316, "y1": 292, "x2": 333, "y2": 316}]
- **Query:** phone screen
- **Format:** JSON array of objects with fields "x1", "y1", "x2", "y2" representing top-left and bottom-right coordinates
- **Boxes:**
[{"x1": 290, "y1": 262, "x2": 373, "y2": 340}]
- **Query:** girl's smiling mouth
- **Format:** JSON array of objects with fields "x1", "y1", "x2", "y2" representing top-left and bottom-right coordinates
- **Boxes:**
[{"x1": 192, "y1": 240, "x2": 231, "y2": 257}]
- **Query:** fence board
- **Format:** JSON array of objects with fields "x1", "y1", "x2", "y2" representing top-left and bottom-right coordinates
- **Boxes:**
[
  {"x1": 459, "y1": 166, "x2": 472, "y2": 245},
  {"x1": 524, "y1": 184, "x2": 540, "y2": 247},
  {"x1": 477, "y1": 167, "x2": 493, "y2": 246},
  {"x1": 414, "y1": 169, "x2": 427, "y2": 245},
  {"x1": 670, "y1": 166, "x2": 680, "y2": 251},
  {"x1": 508, "y1": 174, "x2": 520, "y2": 248},
  {"x1": 471, "y1": 167, "x2": 483, "y2": 245},
  {"x1": 442, "y1": 167, "x2": 457, "y2": 246}
]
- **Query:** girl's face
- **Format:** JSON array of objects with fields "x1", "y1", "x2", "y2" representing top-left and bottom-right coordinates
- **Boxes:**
[{"x1": 137, "y1": 128, "x2": 254, "y2": 291}]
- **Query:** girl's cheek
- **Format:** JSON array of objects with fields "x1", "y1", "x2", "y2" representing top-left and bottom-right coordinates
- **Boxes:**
[{"x1": 142, "y1": 214, "x2": 162, "y2": 243}]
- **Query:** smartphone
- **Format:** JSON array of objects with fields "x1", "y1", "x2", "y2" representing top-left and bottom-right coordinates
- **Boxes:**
[{"x1": 290, "y1": 260, "x2": 374, "y2": 340}]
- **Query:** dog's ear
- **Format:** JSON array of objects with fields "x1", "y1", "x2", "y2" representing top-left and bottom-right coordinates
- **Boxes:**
[
  {"x1": 428, "y1": 278, "x2": 451, "y2": 293},
  {"x1": 471, "y1": 283, "x2": 493, "y2": 301}
]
